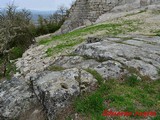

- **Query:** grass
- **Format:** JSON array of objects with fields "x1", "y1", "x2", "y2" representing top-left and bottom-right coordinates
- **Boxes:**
[
  {"x1": 151, "y1": 10, "x2": 160, "y2": 15},
  {"x1": 0, "y1": 57, "x2": 4, "y2": 79},
  {"x1": 0, "y1": 46, "x2": 23, "y2": 80},
  {"x1": 66, "y1": 53, "x2": 79, "y2": 57},
  {"x1": 74, "y1": 84, "x2": 107, "y2": 120},
  {"x1": 0, "y1": 56, "x2": 18, "y2": 80},
  {"x1": 64, "y1": 69, "x2": 160, "y2": 120},
  {"x1": 151, "y1": 29, "x2": 160, "y2": 36},
  {"x1": 46, "y1": 38, "x2": 84, "y2": 56},
  {"x1": 85, "y1": 68, "x2": 104, "y2": 85},
  {"x1": 158, "y1": 69, "x2": 160, "y2": 77},
  {"x1": 121, "y1": 37, "x2": 133, "y2": 40},
  {"x1": 38, "y1": 38, "x2": 52, "y2": 45},
  {"x1": 0, "y1": 60, "x2": 17, "y2": 80},
  {"x1": 125, "y1": 9, "x2": 147, "y2": 17},
  {"x1": 47, "y1": 65, "x2": 65, "y2": 71},
  {"x1": 125, "y1": 74, "x2": 141, "y2": 87},
  {"x1": 9, "y1": 46, "x2": 24, "y2": 60},
  {"x1": 73, "y1": 69, "x2": 107, "y2": 119},
  {"x1": 38, "y1": 19, "x2": 141, "y2": 57},
  {"x1": 106, "y1": 79, "x2": 160, "y2": 114},
  {"x1": 122, "y1": 66, "x2": 152, "y2": 81}
]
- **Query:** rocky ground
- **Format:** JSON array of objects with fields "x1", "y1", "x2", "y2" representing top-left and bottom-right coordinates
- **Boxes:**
[
  {"x1": 0, "y1": 5, "x2": 160, "y2": 120},
  {"x1": 1, "y1": 34, "x2": 159, "y2": 120}
]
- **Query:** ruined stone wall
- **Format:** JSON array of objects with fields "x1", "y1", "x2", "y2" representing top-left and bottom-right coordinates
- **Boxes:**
[{"x1": 60, "y1": 0, "x2": 160, "y2": 34}]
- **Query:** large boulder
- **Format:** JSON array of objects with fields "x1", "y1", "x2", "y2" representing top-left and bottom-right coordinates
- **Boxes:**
[
  {"x1": 0, "y1": 68, "x2": 97, "y2": 120},
  {"x1": 0, "y1": 78, "x2": 37, "y2": 120},
  {"x1": 33, "y1": 68, "x2": 97, "y2": 120}
]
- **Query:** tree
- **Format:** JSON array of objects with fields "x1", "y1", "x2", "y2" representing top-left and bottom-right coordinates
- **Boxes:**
[
  {"x1": 49, "y1": 11, "x2": 61, "y2": 24},
  {"x1": 57, "y1": 5, "x2": 68, "y2": 23},
  {"x1": 57, "y1": 5, "x2": 67, "y2": 16},
  {"x1": 0, "y1": 4, "x2": 34, "y2": 77}
]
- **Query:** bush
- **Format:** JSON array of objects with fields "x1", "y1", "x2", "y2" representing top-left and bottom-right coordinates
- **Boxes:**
[
  {"x1": 0, "y1": 5, "x2": 34, "y2": 55},
  {"x1": 9, "y1": 47, "x2": 23, "y2": 60},
  {"x1": 0, "y1": 5, "x2": 34, "y2": 78}
]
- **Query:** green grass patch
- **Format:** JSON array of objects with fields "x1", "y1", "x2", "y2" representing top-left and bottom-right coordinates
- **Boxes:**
[
  {"x1": 74, "y1": 84, "x2": 107, "y2": 120},
  {"x1": 38, "y1": 19, "x2": 141, "y2": 57},
  {"x1": 73, "y1": 69, "x2": 107, "y2": 119},
  {"x1": 0, "y1": 55, "x2": 19, "y2": 80},
  {"x1": 125, "y1": 9, "x2": 146, "y2": 17},
  {"x1": 5, "y1": 62, "x2": 17, "y2": 80},
  {"x1": 66, "y1": 53, "x2": 79, "y2": 57},
  {"x1": 38, "y1": 38, "x2": 52, "y2": 45},
  {"x1": 108, "y1": 79, "x2": 158, "y2": 119},
  {"x1": 72, "y1": 71, "x2": 160, "y2": 120},
  {"x1": 158, "y1": 69, "x2": 160, "y2": 77},
  {"x1": 0, "y1": 57, "x2": 3, "y2": 79},
  {"x1": 120, "y1": 37, "x2": 133, "y2": 40},
  {"x1": 85, "y1": 68, "x2": 104, "y2": 85},
  {"x1": 46, "y1": 38, "x2": 84, "y2": 56},
  {"x1": 9, "y1": 46, "x2": 24, "y2": 60},
  {"x1": 152, "y1": 29, "x2": 160, "y2": 36},
  {"x1": 47, "y1": 65, "x2": 65, "y2": 71},
  {"x1": 125, "y1": 74, "x2": 141, "y2": 87},
  {"x1": 151, "y1": 10, "x2": 160, "y2": 15}
]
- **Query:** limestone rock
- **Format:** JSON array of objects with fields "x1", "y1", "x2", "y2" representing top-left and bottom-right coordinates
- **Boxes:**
[
  {"x1": 87, "y1": 37, "x2": 102, "y2": 43},
  {"x1": 32, "y1": 68, "x2": 97, "y2": 120},
  {"x1": 0, "y1": 68, "x2": 97, "y2": 120},
  {"x1": 0, "y1": 78, "x2": 37, "y2": 119},
  {"x1": 74, "y1": 35, "x2": 160, "y2": 80}
]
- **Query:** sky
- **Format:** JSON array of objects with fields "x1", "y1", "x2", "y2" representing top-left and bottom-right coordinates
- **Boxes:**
[{"x1": 0, "y1": 0, "x2": 75, "y2": 11}]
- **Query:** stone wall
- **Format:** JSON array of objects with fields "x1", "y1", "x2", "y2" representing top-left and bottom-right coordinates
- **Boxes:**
[{"x1": 59, "y1": 0, "x2": 160, "y2": 34}]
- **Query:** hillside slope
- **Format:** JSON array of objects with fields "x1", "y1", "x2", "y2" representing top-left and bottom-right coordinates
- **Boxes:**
[
  {"x1": 0, "y1": 3, "x2": 160, "y2": 120},
  {"x1": 59, "y1": 0, "x2": 160, "y2": 34}
]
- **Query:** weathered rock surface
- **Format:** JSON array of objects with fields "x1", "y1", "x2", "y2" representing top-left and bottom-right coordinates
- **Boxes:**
[
  {"x1": 1, "y1": 1, "x2": 160, "y2": 119},
  {"x1": 0, "y1": 68, "x2": 97, "y2": 119},
  {"x1": 53, "y1": 35, "x2": 160, "y2": 80},
  {"x1": 33, "y1": 68, "x2": 97, "y2": 120},
  {"x1": 15, "y1": 44, "x2": 53, "y2": 81},
  {"x1": 2, "y1": 33, "x2": 159, "y2": 119},
  {"x1": 0, "y1": 78, "x2": 37, "y2": 120},
  {"x1": 54, "y1": 56, "x2": 127, "y2": 80},
  {"x1": 74, "y1": 35, "x2": 160, "y2": 80}
]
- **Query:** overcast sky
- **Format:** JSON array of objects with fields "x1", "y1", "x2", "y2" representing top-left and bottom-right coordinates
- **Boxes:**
[{"x1": 0, "y1": 0, "x2": 75, "y2": 11}]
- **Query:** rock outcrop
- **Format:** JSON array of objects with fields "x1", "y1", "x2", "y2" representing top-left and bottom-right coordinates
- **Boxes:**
[
  {"x1": 1, "y1": 34, "x2": 160, "y2": 119},
  {"x1": 54, "y1": 35, "x2": 160, "y2": 80},
  {"x1": 0, "y1": 68, "x2": 97, "y2": 120},
  {"x1": 59, "y1": 0, "x2": 160, "y2": 34},
  {"x1": 1, "y1": 1, "x2": 160, "y2": 120},
  {"x1": 0, "y1": 77, "x2": 37, "y2": 119}
]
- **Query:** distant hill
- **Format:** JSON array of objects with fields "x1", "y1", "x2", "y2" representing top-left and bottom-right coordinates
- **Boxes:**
[
  {"x1": 30, "y1": 10, "x2": 56, "y2": 25},
  {"x1": 0, "y1": 8, "x2": 55, "y2": 25}
]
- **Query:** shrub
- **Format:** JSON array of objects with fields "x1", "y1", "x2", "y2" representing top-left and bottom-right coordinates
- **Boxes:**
[
  {"x1": 9, "y1": 46, "x2": 23, "y2": 60},
  {"x1": 0, "y1": 5, "x2": 34, "y2": 55},
  {"x1": 0, "y1": 5, "x2": 34, "y2": 78}
]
